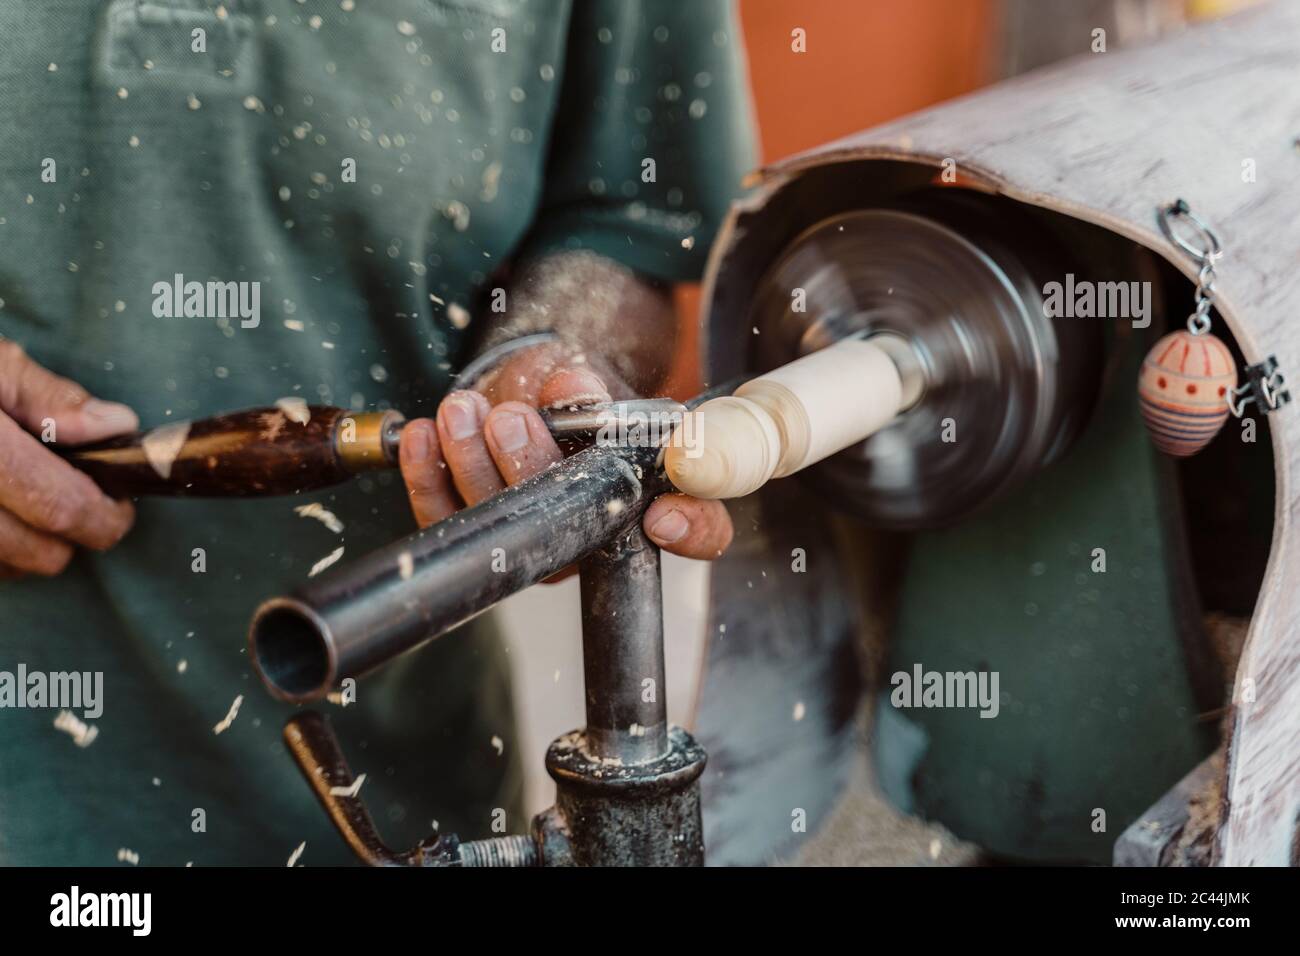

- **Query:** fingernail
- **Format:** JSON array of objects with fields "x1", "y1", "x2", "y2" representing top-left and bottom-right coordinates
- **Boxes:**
[
  {"x1": 82, "y1": 400, "x2": 138, "y2": 430},
  {"x1": 405, "y1": 422, "x2": 430, "y2": 463},
  {"x1": 441, "y1": 396, "x2": 479, "y2": 440},
  {"x1": 487, "y1": 411, "x2": 529, "y2": 452},
  {"x1": 555, "y1": 369, "x2": 610, "y2": 407},
  {"x1": 649, "y1": 509, "x2": 689, "y2": 544}
]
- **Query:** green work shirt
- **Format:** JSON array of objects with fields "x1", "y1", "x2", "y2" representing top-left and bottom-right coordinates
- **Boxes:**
[{"x1": 0, "y1": 0, "x2": 754, "y2": 865}]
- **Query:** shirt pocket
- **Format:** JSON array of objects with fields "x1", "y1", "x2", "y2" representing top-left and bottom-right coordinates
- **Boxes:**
[
  {"x1": 426, "y1": 0, "x2": 524, "y2": 21},
  {"x1": 94, "y1": 0, "x2": 260, "y2": 93}
]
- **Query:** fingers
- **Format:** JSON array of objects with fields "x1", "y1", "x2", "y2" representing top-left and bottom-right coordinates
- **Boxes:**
[
  {"x1": 479, "y1": 343, "x2": 633, "y2": 406},
  {"x1": 0, "y1": 505, "x2": 75, "y2": 576},
  {"x1": 398, "y1": 418, "x2": 460, "y2": 529},
  {"x1": 479, "y1": 344, "x2": 568, "y2": 406},
  {"x1": 643, "y1": 493, "x2": 734, "y2": 559},
  {"x1": 483, "y1": 401, "x2": 563, "y2": 483},
  {"x1": 0, "y1": 343, "x2": 137, "y2": 571},
  {"x1": 0, "y1": 413, "x2": 136, "y2": 550},
  {"x1": 436, "y1": 390, "x2": 505, "y2": 506},
  {"x1": 427, "y1": 342, "x2": 643, "y2": 567},
  {"x1": 0, "y1": 340, "x2": 138, "y2": 444},
  {"x1": 537, "y1": 367, "x2": 611, "y2": 410}
]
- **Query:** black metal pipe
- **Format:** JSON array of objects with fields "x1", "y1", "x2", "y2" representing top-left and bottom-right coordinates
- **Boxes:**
[
  {"x1": 250, "y1": 442, "x2": 667, "y2": 702},
  {"x1": 579, "y1": 526, "x2": 668, "y2": 765}
]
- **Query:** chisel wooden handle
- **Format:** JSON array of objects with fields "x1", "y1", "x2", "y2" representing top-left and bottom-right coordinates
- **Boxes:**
[{"x1": 61, "y1": 406, "x2": 404, "y2": 498}]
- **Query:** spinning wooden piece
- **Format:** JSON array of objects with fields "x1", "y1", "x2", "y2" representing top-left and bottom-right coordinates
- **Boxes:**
[
  {"x1": 1138, "y1": 329, "x2": 1236, "y2": 456},
  {"x1": 665, "y1": 336, "x2": 916, "y2": 500},
  {"x1": 667, "y1": 198, "x2": 1104, "y2": 524}
]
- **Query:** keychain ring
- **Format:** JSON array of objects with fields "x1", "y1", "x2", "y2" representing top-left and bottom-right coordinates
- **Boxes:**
[{"x1": 1157, "y1": 198, "x2": 1223, "y2": 263}]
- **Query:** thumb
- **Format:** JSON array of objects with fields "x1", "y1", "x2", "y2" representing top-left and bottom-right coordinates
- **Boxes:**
[{"x1": 0, "y1": 341, "x2": 138, "y2": 445}]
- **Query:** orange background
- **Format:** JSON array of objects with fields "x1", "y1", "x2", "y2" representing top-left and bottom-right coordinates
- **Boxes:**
[{"x1": 665, "y1": 0, "x2": 998, "y2": 397}]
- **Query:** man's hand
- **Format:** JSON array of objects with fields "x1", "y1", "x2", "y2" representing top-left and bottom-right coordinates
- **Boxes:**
[
  {"x1": 398, "y1": 342, "x2": 734, "y2": 560},
  {"x1": 0, "y1": 341, "x2": 138, "y2": 578}
]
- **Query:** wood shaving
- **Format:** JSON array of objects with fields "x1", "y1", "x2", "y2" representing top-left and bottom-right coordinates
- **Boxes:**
[
  {"x1": 53, "y1": 709, "x2": 98, "y2": 748},
  {"x1": 287, "y1": 841, "x2": 306, "y2": 867},
  {"x1": 294, "y1": 502, "x2": 344, "y2": 534},
  {"x1": 329, "y1": 773, "x2": 366, "y2": 798},
  {"x1": 309, "y1": 546, "x2": 345, "y2": 577},
  {"x1": 275, "y1": 396, "x2": 311, "y2": 425},
  {"x1": 141, "y1": 421, "x2": 191, "y2": 479},
  {"x1": 448, "y1": 302, "x2": 471, "y2": 329},
  {"x1": 257, "y1": 411, "x2": 286, "y2": 442},
  {"x1": 480, "y1": 161, "x2": 502, "y2": 202},
  {"x1": 213, "y1": 694, "x2": 243, "y2": 735}
]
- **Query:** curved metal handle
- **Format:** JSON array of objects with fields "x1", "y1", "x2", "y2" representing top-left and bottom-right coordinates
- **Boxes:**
[
  {"x1": 284, "y1": 712, "x2": 454, "y2": 866},
  {"x1": 283, "y1": 712, "x2": 540, "y2": 867}
]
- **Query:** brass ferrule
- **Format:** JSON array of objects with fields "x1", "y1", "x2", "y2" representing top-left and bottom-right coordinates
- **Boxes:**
[{"x1": 334, "y1": 410, "x2": 405, "y2": 472}]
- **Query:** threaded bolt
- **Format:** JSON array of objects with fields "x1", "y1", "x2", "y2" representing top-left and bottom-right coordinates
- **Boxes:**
[{"x1": 458, "y1": 834, "x2": 540, "y2": 868}]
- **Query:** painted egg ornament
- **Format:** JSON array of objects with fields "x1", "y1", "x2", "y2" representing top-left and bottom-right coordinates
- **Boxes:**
[{"x1": 1138, "y1": 329, "x2": 1236, "y2": 456}]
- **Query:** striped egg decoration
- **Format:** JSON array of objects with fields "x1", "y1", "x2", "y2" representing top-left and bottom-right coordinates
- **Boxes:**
[{"x1": 1138, "y1": 329, "x2": 1236, "y2": 457}]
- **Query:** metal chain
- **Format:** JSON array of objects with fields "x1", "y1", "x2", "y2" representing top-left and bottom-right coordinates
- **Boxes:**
[
  {"x1": 1189, "y1": 259, "x2": 1218, "y2": 335},
  {"x1": 1157, "y1": 198, "x2": 1223, "y2": 336}
]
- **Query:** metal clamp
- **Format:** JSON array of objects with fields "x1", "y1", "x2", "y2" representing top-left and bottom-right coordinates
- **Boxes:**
[{"x1": 1228, "y1": 355, "x2": 1291, "y2": 418}]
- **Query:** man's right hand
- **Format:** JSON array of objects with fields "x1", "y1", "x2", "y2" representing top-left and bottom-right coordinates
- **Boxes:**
[
  {"x1": 0, "y1": 341, "x2": 138, "y2": 579},
  {"x1": 399, "y1": 342, "x2": 734, "y2": 561}
]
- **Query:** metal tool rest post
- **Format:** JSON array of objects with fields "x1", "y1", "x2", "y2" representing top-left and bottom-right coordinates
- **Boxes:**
[{"x1": 281, "y1": 439, "x2": 709, "y2": 867}]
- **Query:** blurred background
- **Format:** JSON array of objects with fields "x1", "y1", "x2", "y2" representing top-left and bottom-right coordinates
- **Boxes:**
[{"x1": 502, "y1": 0, "x2": 1259, "y2": 817}]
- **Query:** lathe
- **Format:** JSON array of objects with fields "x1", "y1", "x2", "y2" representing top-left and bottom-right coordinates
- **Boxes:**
[{"x1": 61, "y1": 3, "x2": 1300, "y2": 867}]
